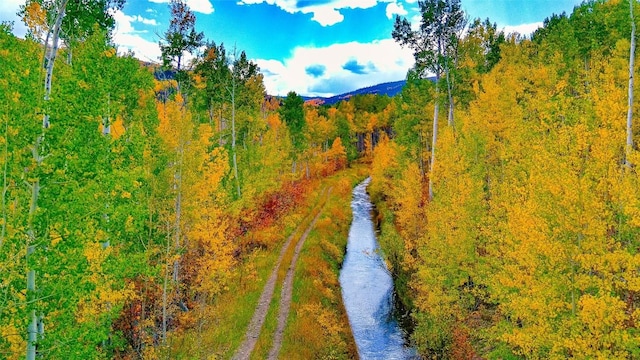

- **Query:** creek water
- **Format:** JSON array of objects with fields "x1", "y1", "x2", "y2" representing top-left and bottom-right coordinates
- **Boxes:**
[{"x1": 339, "y1": 178, "x2": 418, "y2": 360}]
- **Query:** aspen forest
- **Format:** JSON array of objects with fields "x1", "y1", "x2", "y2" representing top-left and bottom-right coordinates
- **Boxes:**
[{"x1": 2, "y1": 0, "x2": 640, "y2": 359}]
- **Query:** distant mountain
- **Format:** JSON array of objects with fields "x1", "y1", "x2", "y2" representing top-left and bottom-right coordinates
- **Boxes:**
[{"x1": 302, "y1": 80, "x2": 407, "y2": 105}]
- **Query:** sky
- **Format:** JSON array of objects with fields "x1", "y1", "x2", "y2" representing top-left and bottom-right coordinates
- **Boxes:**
[{"x1": 1, "y1": 0, "x2": 584, "y2": 97}]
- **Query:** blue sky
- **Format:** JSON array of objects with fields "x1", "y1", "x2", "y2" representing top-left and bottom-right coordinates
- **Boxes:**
[{"x1": 1, "y1": 0, "x2": 584, "y2": 96}]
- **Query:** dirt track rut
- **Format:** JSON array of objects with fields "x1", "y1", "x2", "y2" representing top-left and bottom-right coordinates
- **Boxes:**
[{"x1": 232, "y1": 191, "x2": 327, "y2": 360}]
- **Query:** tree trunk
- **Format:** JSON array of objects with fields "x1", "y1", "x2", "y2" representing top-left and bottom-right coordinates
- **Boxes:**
[
  {"x1": 231, "y1": 83, "x2": 241, "y2": 198},
  {"x1": 0, "y1": 120, "x2": 7, "y2": 249},
  {"x1": 26, "y1": 1, "x2": 68, "y2": 353},
  {"x1": 173, "y1": 167, "x2": 182, "y2": 283},
  {"x1": 161, "y1": 222, "x2": 171, "y2": 343},
  {"x1": 219, "y1": 107, "x2": 223, "y2": 146},
  {"x1": 25, "y1": 177, "x2": 41, "y2": 360},
  {"x1": 419, "y1": 131, "x2": 425, "y2": 177},
  {"x1": 208, "y1": 101, "x2": 214, "y2": 127},
  {"x1": 627, "y1": 0, "x2": 636, "y2": 167},
  {"x1": 445, "y1": 60, "x2": 454, "y2": 127},
  {"x1": 66, "y1": 45, "x2": 72, "y2": 66},
  {"x1": 428, "y1": 38, "x2": 442, "y2": 201},
  {"x1": 42, "y1": 0, "x2": 69, "y2": 129},
  {"x1": 428, "y1": 80, "x2": 439, "y2": 201}
]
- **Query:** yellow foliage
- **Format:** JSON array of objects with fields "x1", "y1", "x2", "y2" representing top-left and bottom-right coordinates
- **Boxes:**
[
  {"x1": 0, "y1": 323, "x2": 24, "y2": 360},
  {"x1": 394, "y1": 162, "x2": 424, "y2": 271},
  {"x1": 370, "y1": 134, "x2": 400, "y2": 201},
  {"x1": 22, "y1": 1, "x2": 47, "y2": 40},
  {"x1": 382, "y1": 29, "x2": 640, "y2": 358},
  {"x1": 50, "y1": 229, "x2": 62, "y2": 246},
  {"x1": 111, "y1": 115, "x2": 126, "y2": 139}
]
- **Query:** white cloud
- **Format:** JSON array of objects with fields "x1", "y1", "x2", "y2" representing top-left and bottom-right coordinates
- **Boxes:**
[
  {"x1": 255, "y1": 39, "x2": 414, "y2": 97},
  {"x1": 0, "y1": 0, "x2": 28, "y2": 37},
  {"x1": 308, "y1": 6, "x2": 344, "y2": 26},
  {"x1": 238, "y1": 0, "x2": 390, "y2": 26},
  {"x1": 112, "y1": 10, "x2": 161, "y2": 62},
  {"x1": 135, "y1": 15, "x2": 158, "y2": 26},
  {"x1": 385, "y1": 2, "x2": 407, "y2": 19},
  {"x1": 148, "y1": 0, "x2": 214, "y2": 14},
  {"x1": 502, "y1": 22, "x2": 543, "y2": 37}
]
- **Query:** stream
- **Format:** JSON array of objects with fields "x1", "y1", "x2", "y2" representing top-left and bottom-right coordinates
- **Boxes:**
[{"x1": 339, "y1": 178, "x2": 418, "y2": 360}]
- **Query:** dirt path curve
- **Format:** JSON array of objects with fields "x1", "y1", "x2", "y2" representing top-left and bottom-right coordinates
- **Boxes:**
[
  {"x1": 232, "y1": 191, "x2": 327, "y2": 360},
  {"x1": 267, "y1": 208, "x2": 324, "y2": 360}
]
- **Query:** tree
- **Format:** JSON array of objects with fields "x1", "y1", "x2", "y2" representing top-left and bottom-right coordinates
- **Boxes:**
[
  {"x1": 627, "y1": 0, "x2": 636, "y2": 166},
  {"x1": 228, "y1": 48, "x2": 260, "y2": 197},
  {"x1": 393, "y1": 0, "x2": 465, "y2": 199},
  {"x1": 160, "y1": 0, "x2": 204, "y2": 73},
  {"x1": 17, "y1": 1, "x2": 126, "y2": 358},
  {"x1": 21, "y1": 0, "x2": 126, "y2": 66},
  {"x1": 194, "y1": 41, "x2": 230, "y2": 134},
  {"x1": 279, "y1": 91, "x2": 306, "y2": 173}
]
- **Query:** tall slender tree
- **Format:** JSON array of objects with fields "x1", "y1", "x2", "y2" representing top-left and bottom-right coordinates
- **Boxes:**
[
  {"x1": 280, "y1": 91, "x2": 306, "y2": 174},
  {"x1": 393, "y1": 0, "x2": 465, "y2": 200},
  {"x1": 627, "y1": 0, "x2": 636, "y2": 167},
  {"x1": 160, "y1": 0, "x2": 204, "y2": 73},
  {"x1": 18, "y1": 1, "x2": 125, "y2": 358},
  {"x1": 21, "y1": 0, "x2": 126, "y2": 67},
  {"x1": 194, "y1": 41, "x2": 230, "y2": 134},
  {"x1": 228, "y1": 48, "x2": 260, "y2": 197}
]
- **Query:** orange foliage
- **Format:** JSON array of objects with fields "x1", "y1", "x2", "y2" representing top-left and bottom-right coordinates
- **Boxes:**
[{"x1": 22, "y1": 1, "x2": 47, "y2": 40}]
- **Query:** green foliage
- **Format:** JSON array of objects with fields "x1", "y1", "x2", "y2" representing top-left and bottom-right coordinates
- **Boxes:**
[
  {"x1": 393, "y1": 0, "x2": 465, "y2": 79},
  {"x1": 160, "y1": 0, "x2": 204, "y2": 71},
  {"x1": 280, "y1": 91, "x2": 306, "y2": 155}
]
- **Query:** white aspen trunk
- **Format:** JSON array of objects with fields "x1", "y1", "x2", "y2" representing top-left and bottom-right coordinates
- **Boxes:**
[
  {"x1": 231, "y1": 83, "x2": 241, "y2": 198},
  {"x1": 428, "y1": 38, "x2": 442, "y2": 201},
  {"x1": 627, "y1": 0, "x2": 636, "y2": 167},
  {"x1": 25, "y1": 178, "x2": 40, "y2": 360},
  {"x1": 0, "y1": 120, "x2": 7, "y2": 248},
  {"x1": 219, "y1": 108, "x2": 223, "y2": 146},
  {"x1": 208, "y1": 102, "x2": 214, "y2": 127},
  {"x1": 419, "y1": 131, "x2": 425, "y2": 177},
  {"x1": 161, "y1": 222, "x2": 171, "y2": 343},
  {"x1": 227, "y1": 53, "x2": 241, "y2": 198},
  {"x1": 428, "y1": 83, "x2": 439, "y2": 201},
  {"x1": 42, "y1": 28, "x2": 51, "y2": 67},
  {"x1": 172, "y1": 135, "x2": 184, "y2": 284},
  {"x1": 172, "y1": 175, "x2": 182, "y2": 283},
  {"x1": 102, "y1": 93, "x2": 111, "y2": 135},
  {"x1": 27, "y1": 1, "x2": 69, "y2": 355},
  {"x1": 42, "y1": 0, "x2": 69, "y2": 129},
  {"x1": 445, "y1": 61, "x2": 454, "y2": 127},
  {"x1": 66, "y1": 45, "x2": 72, "y2": 66}
]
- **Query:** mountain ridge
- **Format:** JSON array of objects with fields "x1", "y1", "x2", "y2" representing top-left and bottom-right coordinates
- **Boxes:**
[{"x1": 300, "y1": 80, "x2": 407, "y2": 105}]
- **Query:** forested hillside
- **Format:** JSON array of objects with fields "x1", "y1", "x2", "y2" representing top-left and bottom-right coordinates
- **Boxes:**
[
  {"x1": 4, "y1": 0, "x2": 640, "y2": 359},
  {"x1": 368, "y1": 0, "x2": 640, "y2": 358},
  {"x1": 0, "y1": 1, "x2": 382, "y2": 358}
]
